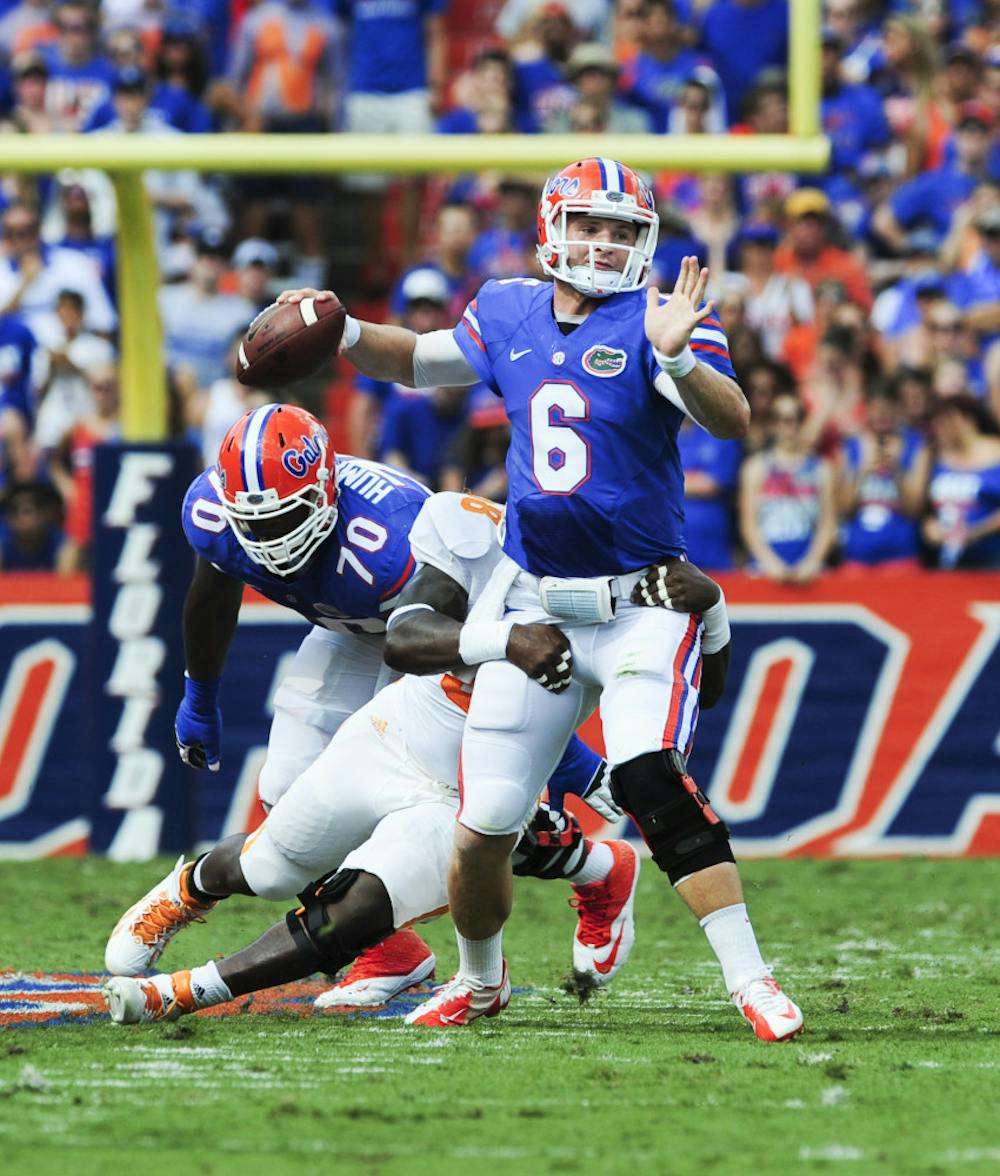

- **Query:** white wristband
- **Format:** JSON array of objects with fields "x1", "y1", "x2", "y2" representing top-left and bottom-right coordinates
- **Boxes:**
[
  {"x1": 700, "y1": 591, "x2": 731, "y2": 654},
  {"x1": 656, "y1": 345, "x2": 697, "y2": 379},
  {"x1": 458, "y1": 619, "x2": 515, "y2": 666},
  {"x1": 343, "y1": 314, "x2": 361, "y2": 349}
]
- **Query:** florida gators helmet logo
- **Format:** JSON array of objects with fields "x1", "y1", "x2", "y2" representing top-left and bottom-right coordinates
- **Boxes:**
[
  {"x1": 214, "y1": 404, "x2": 337, "y2": 576},
  {"x1": 537, "y1": 158, "x2": 659, "y2": 298}
]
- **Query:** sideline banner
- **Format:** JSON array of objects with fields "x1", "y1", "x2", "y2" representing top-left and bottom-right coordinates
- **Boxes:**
[{"x1": 0, "y1": 570, "x2": 997, "y2": 858}]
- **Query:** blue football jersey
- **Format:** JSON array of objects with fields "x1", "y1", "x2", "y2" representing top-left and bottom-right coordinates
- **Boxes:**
[
  {"x1": 181, "y1": 456, "x2": 431, "y2": 633},
  {"x1": 453, "y1": 279, "x2": 737, "y2": 577}
]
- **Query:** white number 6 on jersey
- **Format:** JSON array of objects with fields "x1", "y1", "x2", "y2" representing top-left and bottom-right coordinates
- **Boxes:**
[{"x1": 529, "y1": 381, "x2": 591, "y2": 494}]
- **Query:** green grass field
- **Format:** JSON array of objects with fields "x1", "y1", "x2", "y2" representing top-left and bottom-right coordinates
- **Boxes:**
[{"x1": 2, "y1": 857, "x2": 999, "y2": 1176}]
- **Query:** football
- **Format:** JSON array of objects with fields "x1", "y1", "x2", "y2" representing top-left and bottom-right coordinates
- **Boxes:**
[{"x1": 235, "y1": 296, "x2": 346, "y2": 388}]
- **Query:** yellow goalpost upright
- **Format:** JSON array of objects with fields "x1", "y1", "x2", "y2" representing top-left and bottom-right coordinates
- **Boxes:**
[{"x1": 0, "y1": 0, "x2": 826, "y2": 441}]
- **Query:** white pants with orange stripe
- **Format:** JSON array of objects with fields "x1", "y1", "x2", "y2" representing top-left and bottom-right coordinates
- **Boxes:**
[
  {"x1": 258, "y1": 625, "x2": 392, "y2": 811},
  {"x1": 242, "y1": 679, "x2": 460, "y2": 928},
  {"x1": 459, "y1": 602, "x2": 703, "y2": 837}
]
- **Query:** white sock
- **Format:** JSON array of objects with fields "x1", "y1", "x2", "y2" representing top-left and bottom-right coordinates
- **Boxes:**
[
  {"x1": 187, "y1": 961, "x2": 233, "y2": 1008},
  {"x1": 572, "y1": 840, "x2": 615, "y2": 886},
  {"x1": 456, "y1": 931, "x2": 504, "y2": 986},
  {"x1": 699, "y1": 903, "x2": 769, "y2": 995}
]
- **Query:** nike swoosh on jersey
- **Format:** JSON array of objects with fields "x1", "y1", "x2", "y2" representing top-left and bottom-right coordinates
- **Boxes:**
[
  {"x1": 509, "y1": 347, "x2": 532, "y2": 361},
  {"x1": 593, "y1": 923, "x2": 627, "y2": 975}
]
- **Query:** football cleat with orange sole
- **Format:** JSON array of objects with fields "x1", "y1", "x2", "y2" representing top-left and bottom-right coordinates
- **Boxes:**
[
  {"x1": 103, "y1": 970, "x2": 200, "y2": 1024},
  {"x1": 104, "y1": 856, "x2": 216, "y2": 976}
]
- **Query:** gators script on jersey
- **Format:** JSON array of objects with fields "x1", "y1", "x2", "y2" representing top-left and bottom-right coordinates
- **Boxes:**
[
  {"x1": 454, "y1": 278, "x2": 736, "y2": 577},
  {"x1": 182, "y1": 456, "x2": 431, "y2": 634}
]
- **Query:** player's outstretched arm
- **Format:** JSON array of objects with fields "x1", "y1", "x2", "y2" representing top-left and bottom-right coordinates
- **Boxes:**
[
  {"x1": 276, "y1": 287, "x2": 421, "y2": 386},
  {"x1": 175, "y1": 558, "x2": 244, "y2": 771},
  {"x1": 645, "y1": 257, "x2": 750, "y2": 440},
  {"x1": 384, "y1": 563, "x2": 574, "y2": 692},
  {"x1": 631, "y1": 558, "x2": 731, "y2": 709}
]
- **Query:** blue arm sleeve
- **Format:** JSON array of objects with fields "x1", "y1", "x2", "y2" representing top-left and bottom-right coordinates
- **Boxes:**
[{"x1": 545, "y1": 735, "x2": 604, "y2": 811}]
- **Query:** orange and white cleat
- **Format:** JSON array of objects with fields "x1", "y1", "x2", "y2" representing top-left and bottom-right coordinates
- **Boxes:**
[
  {"x1": 569, "y1": 840, "x2": 639, "y2": 984},
  {"x1": 104, "y1": 856, "x2": 216, "y2": 976},
  {"x1": 103, "y1": 970, "x2": 200, "y2": 1025},
  {"x1": 314, "y1": 928, "x2": 436, "y2": 1009},
  {"x1": 404, "y1": 963, "x2": 511, "y2": 1027},
  {"x1": 732, "y1": 975, "x2": 804, "y2": 1042}
]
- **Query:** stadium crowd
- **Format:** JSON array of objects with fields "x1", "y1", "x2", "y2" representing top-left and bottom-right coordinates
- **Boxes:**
[{"x1": 1, "y1": 0, "x2": 1000, "y2": 576}]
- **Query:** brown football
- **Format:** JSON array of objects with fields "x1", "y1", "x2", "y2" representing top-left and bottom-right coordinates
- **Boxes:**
[{"x1": 235, "y1": 296, "x2": 346, "y2": 388}]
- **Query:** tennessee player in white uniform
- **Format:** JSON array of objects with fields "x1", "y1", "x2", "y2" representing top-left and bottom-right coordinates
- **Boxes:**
[
  {"x1": 270, "y1": 157, "x2": 803, "y2": 1042},
  {"x1": 104, "y1": 493, "x2": 720, "y2": 1024}
]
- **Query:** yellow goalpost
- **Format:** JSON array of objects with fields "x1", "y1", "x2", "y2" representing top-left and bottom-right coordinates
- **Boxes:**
[{"x1": 1, "y1": 0, "x2": 826, "y2": 440}]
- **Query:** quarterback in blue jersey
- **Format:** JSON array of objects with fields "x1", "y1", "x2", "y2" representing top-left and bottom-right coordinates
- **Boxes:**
[
  {"x1": 277, "y1": 157, "x2": 802, "y2": 1041},
  {"x1": 119, "y1": 403, "x2": 634, "y2": 1005}
]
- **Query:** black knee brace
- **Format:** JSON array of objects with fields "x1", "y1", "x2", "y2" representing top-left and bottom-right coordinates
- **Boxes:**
[
  {"x1": 286, "y1": 868, "x2": 395, "y2": 974},
  {"x1": 611, "y1": 749, "x2": 733, "y2": 884},
  {"x1": 512, "y1": 805, "x2": 587, "y2": 880}
]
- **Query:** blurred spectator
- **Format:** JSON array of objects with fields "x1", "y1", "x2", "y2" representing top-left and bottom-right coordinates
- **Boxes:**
[
  {"x1": 0, "y1": 2, "x2": 57, "y2": 60},
  {"x1": 668, "y1": 171, "x2": 739, "y2": 280},
  {"x1": 1, "y1": 49, "x2": 56, "y2": 133},
  {"x1": 738, "y1": 389, "x2": 837, "y2": 584},
  {"x1": 723, "y1": 222, "x2": 814, "y2": 360},
  {"x1": 923, "y1": 393, "x2": 1000, "y2": 569},
  {"x1": 86, "y1": 17, "x2": 215, "y2": 133},
  {"x1": 892, "y1": 364, "x2": 936, "y2": 435},
  {"x1": 0, "y1": 481, "x2": 67, "y2": 571},
  {"x1": 800, "y1": 313, "x2": 874, "y2": 452},
  {"x1": 698, "y1": 0, "x2": 787, "y2": 122},
  {"x1": 774, "y1": 188, "x2": 873, "y2": 312},
  {"x1": 732, "y1": 69, "x2": 797, "y2": 217},
  {"x1": 231, "y1": 0, "x2": 340, "y2": 287},
  {"x1": 43, "y1": 180, "x2": 116, "y2": 308},
  {"x1": 0, "y1": 202, "x2": 115, "y2": 336},
  {"x1": 338, "y1": 0, "x2": 445, "y2": 129},
  {"x1": 824, "y1": 0, "x2": 883, "y2": 87},
  {"x1": 349, "y1": 266, "x2": 451, "y2": 458},
  {"x1": 184, "y1": 328, "x2": 275, "y2": 469},
  {"x1": 620, "y1": 0, "x2": 724, "y2": 134},
  {"x1": 612, "y1": 0, "x2": 646, "y2": 67},
  {"x1": 546, "y1": 41, "x2": 651, "y2": 134},
  {"x1": 38, "y1": 0, "x2": 116, "y2": 131},
  {"x1": 820, "y1": 25, "x2": 890, "y2": 177},
  {"x1": 0, "y1": 308, "x2": 38, "y2": 484},
  {"x1": 389, "y1": 202, "x2": 479, "y2": 323},
  {"x1": 91, "y1": 67, "x2": 230, "y2": 252},
  {"x1": 438, "y1": 47, "x2": 522, "y2": 134},
  {"x1": 439, "y1": 384, "x2": 510, "y2": 501},
  {"x1": 742, "y1": 357, "x2": 796, "y2": 454},
  {"x1": 873, "y1": 101, "x2": 997, "y2": 253},
  {"x1": 678, "y1": 417, "x2": 743, "y2": 570},
  {"x1": 380, "y1": 383, "x2": 469, "y2": 489},
  {"x1": 467, "y1": 176, "x2": 538, "y2": 282},
  {"x1": 32, "y1": 287, "x2": 114, "y2": 454},
  {"x1": 229, "y1": 237, "x2": 279, "y2": 314},
  {"x1": 158, "y1": 235, "x2": 255, "y2": 391},
  {"x1": 923, "y1": 301, "x2": 984, "y2": 398},
  {"x1": 647, "y1": 205, "x2": 707, "y2": 292},
  {"x1": 497, "y1": 0, "x2": 611, "y2": 43},
  {"x1": 510, "y1": 2, "x2": 578, "y2": 133},
  {"x1": 50, "y1": 360, "x2": 120, "y2": 571},
  {"x1": 872, "y1": 15, "x2": 945, "y2": 176},
  {"x1": 940, "y1": 43, "x2": 983, "y2": 127},
  {"x1": 838, "y1": 384, "x2": 929, "y2": 571}
]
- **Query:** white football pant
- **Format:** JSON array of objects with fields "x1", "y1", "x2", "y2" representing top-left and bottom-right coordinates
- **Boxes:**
[
  {"x1": 241, "y1": 680, "x2": 459, "y2": 929},
  {"x1": 459, "y1": 602, "x2": 702, "y2": 837}
]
